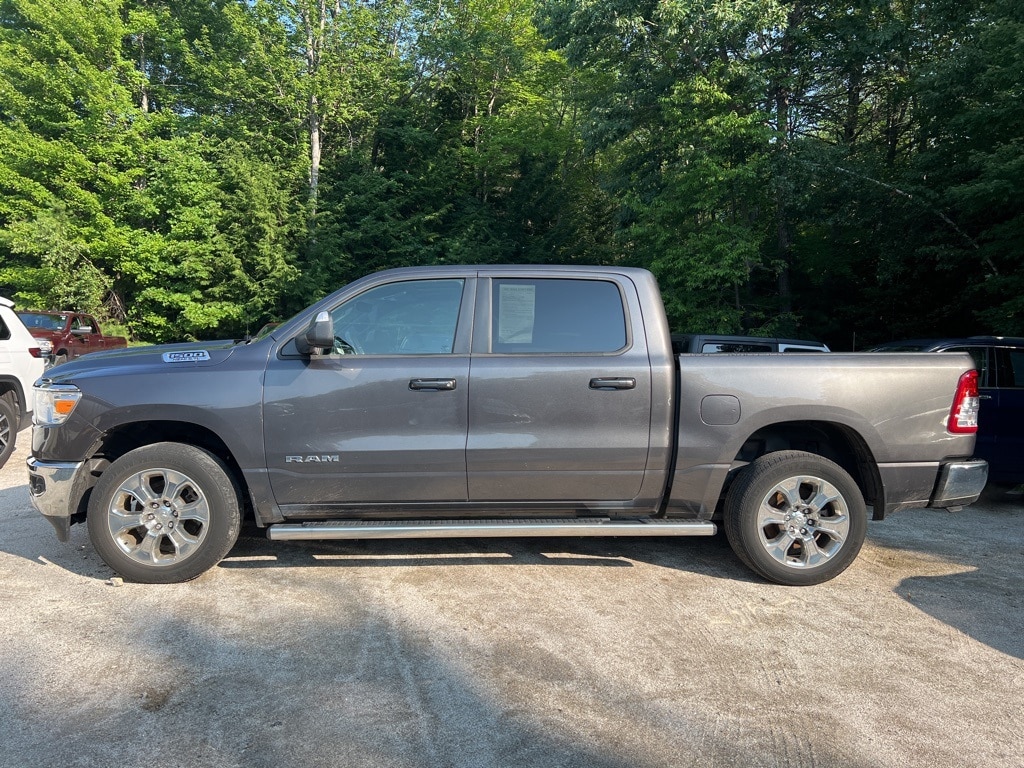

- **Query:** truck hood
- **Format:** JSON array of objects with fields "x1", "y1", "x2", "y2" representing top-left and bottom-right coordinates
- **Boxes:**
[{"x1": 42, "y1": 339, "x2": 240, "y2": 382}]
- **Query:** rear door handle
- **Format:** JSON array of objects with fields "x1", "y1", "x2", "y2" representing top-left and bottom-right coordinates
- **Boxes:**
[
  {"x1": 410, "y1": 378, "x2": 457, "y2": 391},
  {"x1": 589, "y1": 377, "x2": 636, "y2": 390}
]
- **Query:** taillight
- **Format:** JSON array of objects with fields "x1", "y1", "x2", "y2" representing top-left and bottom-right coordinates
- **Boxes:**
[
  {"x1": 948, "y1": 369, "x2": 980, "y2": 434},
  {"x1": 29, "y1": 347, "x2": 44, "y2": 357}
]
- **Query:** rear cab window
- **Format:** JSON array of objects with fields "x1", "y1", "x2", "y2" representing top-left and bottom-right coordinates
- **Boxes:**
[{"x1": 701, "y1": 342, "x2": 773, "y2": 353}]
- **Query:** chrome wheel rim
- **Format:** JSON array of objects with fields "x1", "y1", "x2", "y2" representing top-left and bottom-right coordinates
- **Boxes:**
[
  {"x1": 756, "y1": 475, "x2": 850, "y2": 569},
  {"x1": 0, "y1": 411, "x2": 10, "y2": 454},
  {"x1": 105, "y1": 468, "x2": 211, "y2": 566}
]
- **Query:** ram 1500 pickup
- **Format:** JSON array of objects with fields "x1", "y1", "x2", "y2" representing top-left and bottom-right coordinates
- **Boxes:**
[{"x1": 26, "y1": 266, "x2": 987, "y2": 585}]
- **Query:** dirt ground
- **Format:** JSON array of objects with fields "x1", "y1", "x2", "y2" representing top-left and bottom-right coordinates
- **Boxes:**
[{"x1": 1, "y1": 437, "x2": 1021, "y2": 768}]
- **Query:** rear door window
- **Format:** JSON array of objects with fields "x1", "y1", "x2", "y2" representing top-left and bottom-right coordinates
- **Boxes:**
[{"x1": 490, "y1": 278, "x2": 627, "y2": 354}]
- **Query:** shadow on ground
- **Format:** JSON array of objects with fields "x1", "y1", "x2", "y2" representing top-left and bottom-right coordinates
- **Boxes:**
[{"x1": 866, "y1": 500, "x2": 1024, "y2": 660}]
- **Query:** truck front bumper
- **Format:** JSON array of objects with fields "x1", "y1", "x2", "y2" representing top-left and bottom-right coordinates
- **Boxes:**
[
  {"x1": 27, "y1": 457, "x2": 86, "y2": 542},
  {"x1": 930, "y1": 459, "x2": 988, "y2": 509}
]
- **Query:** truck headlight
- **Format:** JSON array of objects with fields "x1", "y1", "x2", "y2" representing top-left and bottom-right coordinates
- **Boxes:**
[{"x1": 33, "y1": 383, "x2": 82, "y2": 426}]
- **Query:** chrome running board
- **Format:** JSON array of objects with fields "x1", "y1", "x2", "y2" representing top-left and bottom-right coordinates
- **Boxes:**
[{"x1": 267, "y1": 518, "x2": 717, "y2": 541}]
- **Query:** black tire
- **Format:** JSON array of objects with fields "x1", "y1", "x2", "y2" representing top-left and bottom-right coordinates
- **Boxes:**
[
  {"x1": 87, "y1": 442, "x2": 242, "y2": 583},
  {"x1": 723, "y1": 450, "x2": 867, "y2": 586},
  {"x1": 0, "y1": 396, "x2": 17, "y2": 469}
]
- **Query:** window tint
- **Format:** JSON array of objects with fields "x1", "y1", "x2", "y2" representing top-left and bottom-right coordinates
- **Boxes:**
[
  {"x1": 995, "y1": 347, "x2": 1024, "y2": 388},
  {"x1": 1010, "y1": 350, "x2": 1024, "y2": 388},
  {"x1": 947, "y1": 346, "x2": 991, "y2": 387},
  {"x1": 330, "y1": 279, "x2": 464, "y2": 355},
  {"x1": 0, "y1": 317, "x2": 9, "y2": 341},
  {"x1": 491, "y1": 278, "x2": 627, "y2": 354}
]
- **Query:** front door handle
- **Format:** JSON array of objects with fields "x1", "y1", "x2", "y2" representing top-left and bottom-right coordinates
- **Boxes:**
[
  {"x1": 589, "y1": 377, "x2": 636, "y2": 390},
  {"x1": 410, "y1": 378, "x2": 457, "y2": 391}
]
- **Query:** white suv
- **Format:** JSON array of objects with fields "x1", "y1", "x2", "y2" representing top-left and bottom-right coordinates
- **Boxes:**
[{"x1": 0, "y1": 296, "x2": 48, "y2": 468}]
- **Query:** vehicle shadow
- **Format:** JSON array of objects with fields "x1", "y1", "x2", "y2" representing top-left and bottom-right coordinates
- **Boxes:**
[
  {"x1": 3, "y1": 494, "x2": 756, "y2": 584},
  {"x1": 864, "y1": 501, "x2": 1024, "y2": 660},
  {"x1": 221, "y1": 519, "x2": 758, "y2": 582},
  {"x1": 222, "y1": 530, "x2": 640, "y2": 571},
  {"x1": 0, "y1": 482, "x2": 28, "y2": 511}
]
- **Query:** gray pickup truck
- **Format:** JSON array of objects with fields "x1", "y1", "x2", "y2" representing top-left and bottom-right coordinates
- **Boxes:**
[{"x1": 27, "y1": 266, "x2": 987, "y2": 585}]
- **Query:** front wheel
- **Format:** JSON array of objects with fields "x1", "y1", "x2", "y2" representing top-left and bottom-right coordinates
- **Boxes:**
[
  {"x1": 724, "y1": 451, "x2": 867, "y2": 586},
  {"x1": 87, "y1": 443, "x2": 242, "y2": 583}
]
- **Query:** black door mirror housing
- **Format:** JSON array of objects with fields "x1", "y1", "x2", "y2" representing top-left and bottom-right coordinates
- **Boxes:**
[{"x1": 295, "y1": 311, "x2": 334, "y2": 355}]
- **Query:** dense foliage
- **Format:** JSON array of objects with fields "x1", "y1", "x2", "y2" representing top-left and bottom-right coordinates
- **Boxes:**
[{"x1": 1, "y1": 0, "x2": 1021, "y2": 346}]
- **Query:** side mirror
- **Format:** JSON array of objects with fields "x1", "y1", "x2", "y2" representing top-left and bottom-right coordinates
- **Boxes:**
[{"x1": 295, "y1": 311, "x2": 334, "y2": 355}]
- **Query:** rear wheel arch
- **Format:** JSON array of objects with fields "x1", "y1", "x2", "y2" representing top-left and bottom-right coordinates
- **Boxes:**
[
  {"x1": 728, "y1": 420, "x2": 883, "y2": 516},
  {"x1": 0, "y1": 378, "x2": 25, "y2": 413}
]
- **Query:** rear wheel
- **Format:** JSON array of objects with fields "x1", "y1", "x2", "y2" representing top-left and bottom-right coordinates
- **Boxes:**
[
  {"x1": 87, "y1": 442, "x2": 241, "y2": 583},
  {"x1": 0, "y1": 396, "x2": 17, "y2": 469},
  {"x1": 724, "y1": 450, "x2": 867, "y2": 586}
]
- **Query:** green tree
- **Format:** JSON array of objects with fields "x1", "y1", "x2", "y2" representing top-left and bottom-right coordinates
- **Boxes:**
[{"x1": 0, "y1": 0, "x2": 140, "y2": 319}]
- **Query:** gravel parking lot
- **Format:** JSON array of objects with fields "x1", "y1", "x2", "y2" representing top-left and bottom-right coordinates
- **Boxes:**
[{"x1": 1, "y1": 437, "x2": 1022, "y2": 768}]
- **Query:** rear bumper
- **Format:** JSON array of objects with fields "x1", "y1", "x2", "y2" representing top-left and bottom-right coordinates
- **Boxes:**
[
  {"x1": 878, "y1": 459, "x2": 988, "y2": 516},
  {"x1": 930, "y1": 459, "x2": 988, "y2": 509}
]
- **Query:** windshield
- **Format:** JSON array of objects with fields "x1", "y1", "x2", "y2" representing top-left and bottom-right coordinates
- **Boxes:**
[{"x1": 18, "y1": 312, "x2": 66, "y2": 331}]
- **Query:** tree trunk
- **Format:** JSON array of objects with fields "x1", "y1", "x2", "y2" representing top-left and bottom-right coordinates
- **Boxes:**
[{"x1": 302, "y1": 1, "x2": 327, "y2": 208}]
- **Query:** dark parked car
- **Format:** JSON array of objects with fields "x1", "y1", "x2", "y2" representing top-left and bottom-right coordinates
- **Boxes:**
[{"x1": 868, "y1": 337, "x2": 1024, "y2": 486}]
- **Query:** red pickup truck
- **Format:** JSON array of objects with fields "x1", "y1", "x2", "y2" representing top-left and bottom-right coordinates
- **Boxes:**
[{"x1": 17, "y1": 311, "x2": 128, "y2": 365}]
